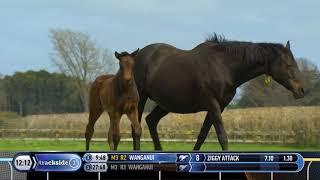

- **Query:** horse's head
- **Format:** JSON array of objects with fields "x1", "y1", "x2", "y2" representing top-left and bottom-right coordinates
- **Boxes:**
[
  {"x1": 115, "y1": 48, "x2": 139, "y2": 85},
  {"x1": 268, "y1": 41, "x2": 304, "y2": 99}
]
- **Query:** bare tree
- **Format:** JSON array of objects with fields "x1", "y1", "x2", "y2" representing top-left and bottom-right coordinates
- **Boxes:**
[{"x1": 49, "y1": 29, "x2": 116, "y2": 111}]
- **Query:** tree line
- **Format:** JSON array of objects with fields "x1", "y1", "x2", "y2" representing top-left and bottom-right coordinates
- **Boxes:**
[
  {"x1": 0, "y1": 70, "x2": 157, "y2": 115},
  {"x1": 0, "y1": 70, "x2": 83, "y2": 115}
]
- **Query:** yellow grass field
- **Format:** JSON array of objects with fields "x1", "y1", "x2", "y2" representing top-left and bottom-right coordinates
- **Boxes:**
[{"x1": 0, "y1": 106, "x2": 320, "y2": 146}]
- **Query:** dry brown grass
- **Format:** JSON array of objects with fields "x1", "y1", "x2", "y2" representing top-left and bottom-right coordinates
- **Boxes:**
[{"x1": 0, "y1": 106, "x2": 319, "y2": 146}]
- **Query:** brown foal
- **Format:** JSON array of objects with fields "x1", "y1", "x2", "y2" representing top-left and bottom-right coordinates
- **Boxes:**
[{"x1": 85, "y1": 49, "x2": 141, "y2": 151}]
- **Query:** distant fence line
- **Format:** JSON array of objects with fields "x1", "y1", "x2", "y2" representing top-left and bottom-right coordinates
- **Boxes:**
[{"x1": 0, "y1": 137, "x2": 285, "y2": 144}]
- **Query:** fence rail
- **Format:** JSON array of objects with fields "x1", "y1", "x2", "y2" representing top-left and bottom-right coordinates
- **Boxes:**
[
  {"x1": 0, "y1": 137, "x2": 288, "y2": 144},
  {"x1": 0, "y1": 128, "x2": 309, "y2": 144}
]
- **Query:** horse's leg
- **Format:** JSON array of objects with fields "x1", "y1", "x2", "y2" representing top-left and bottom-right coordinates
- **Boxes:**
[
  {"x1": 85, "y1": 99, "x2": 103, "y2": 150},
  {"x1": 193, "y1": 99, "x2": 228, "y2": 151},
  {"x1": 132, "y1": 93, "x2": 147, "y2": 148},
  {"x1": 146, "y1": 105, "x2": 168, "y2": 150},
  {"x1": 193, "y1": 112, "x2": 213, "y2": 151},
  {"x1": 108, "y1": 112, "x2": 122, "y2": 151},
  {"x1": 127, "y1": 107, "x2": 142, "y2": 150}
]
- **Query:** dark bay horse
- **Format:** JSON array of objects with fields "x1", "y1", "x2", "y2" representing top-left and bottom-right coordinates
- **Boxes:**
[
  {"x1": 85, "y1": 49, "x2": 141, "y2": 151},
  {"x1": 133, "y1": 35, "x2": 304, "y2": 151}
]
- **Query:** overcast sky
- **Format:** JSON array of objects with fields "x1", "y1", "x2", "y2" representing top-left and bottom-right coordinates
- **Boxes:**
[{"x1": 1, "y1": 0, "x2": 319, "y2": 75}]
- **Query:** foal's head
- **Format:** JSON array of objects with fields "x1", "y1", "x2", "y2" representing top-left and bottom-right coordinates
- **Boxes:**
[{"x1": 114, "y1": 49, "x2": 139, "y2": 85}]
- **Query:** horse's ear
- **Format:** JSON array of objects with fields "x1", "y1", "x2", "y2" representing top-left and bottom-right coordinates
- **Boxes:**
[
  {"x1": 131, "y1": 48, "x2": 140, "y2": 57},
  {"x1": 285, "y1": 40, "x2": 290, "y2": 49},
  {"x1": 114, "y1": 51, "x2": 121, "y2": 60}
]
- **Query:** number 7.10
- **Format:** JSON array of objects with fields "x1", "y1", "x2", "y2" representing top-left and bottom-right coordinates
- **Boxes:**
[{"x1": 264, "y1": 155, "x2": 274, "y2": 161}]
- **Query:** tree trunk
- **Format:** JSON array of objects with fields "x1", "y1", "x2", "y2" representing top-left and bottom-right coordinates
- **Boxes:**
[
  {"x1": 82, "y1": 87, "x2": 89, "y2": 112},
  {"x1": 19, "y1": 101, "x2": 23, "y2": 116},
  {"x1": 77, "y1": 81, "x2": 89, "y2": 112}
]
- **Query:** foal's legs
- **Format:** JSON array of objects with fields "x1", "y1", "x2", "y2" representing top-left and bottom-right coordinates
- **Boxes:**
[
  {"x1": 132, "y1": 93, "x2": 147, "y2": 148},
  {"x1": 127, "y1": 107, "x2": 142, "y2": 150},
  {"x1": 193, "y1": 99, "x2": 228, "y2": 151},
  {"x1": 108, "y1": 112, "x2": 122, "y2": 151},
  {"x1": 146, "y1": 105, "x2": 168, "y2": 150},
  {"x1": 85, "y1": 100, "x2": 103, "y2": 150}
]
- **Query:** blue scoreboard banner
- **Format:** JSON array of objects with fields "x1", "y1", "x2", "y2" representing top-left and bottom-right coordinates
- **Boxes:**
[{"x1": 12, "y1": 152, "x2": 305, "y2": 173}]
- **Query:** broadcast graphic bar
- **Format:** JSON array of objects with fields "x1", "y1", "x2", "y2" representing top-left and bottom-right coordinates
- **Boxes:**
[{"x1": 12, "y1": 152, "x2": 304, "y2": 173}]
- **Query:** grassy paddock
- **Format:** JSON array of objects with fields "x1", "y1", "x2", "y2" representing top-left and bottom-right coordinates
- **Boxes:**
[{"x1": 0, "y1": 139, "x2": 317, "y2": 151}]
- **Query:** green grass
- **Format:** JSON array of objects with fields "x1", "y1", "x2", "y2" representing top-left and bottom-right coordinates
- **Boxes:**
[{"x1": 0, "y1": 139, "x2": 318, "y2": 151}]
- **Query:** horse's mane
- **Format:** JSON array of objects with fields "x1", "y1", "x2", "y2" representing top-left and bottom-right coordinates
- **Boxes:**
[
  {"x1": 205, "y1": 33, "x2": 287, "y2": 65},
  {"x1": 205, "y1": 33, "x2": 227, "y2": 43}
]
